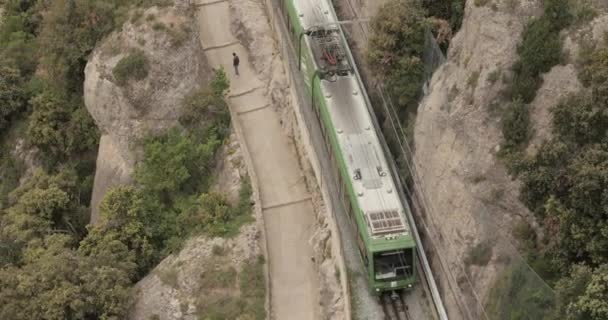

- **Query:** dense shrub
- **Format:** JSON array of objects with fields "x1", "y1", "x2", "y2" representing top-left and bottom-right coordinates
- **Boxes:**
[
  {"x1": 136, "y1": 128, "x2": 221, "y2": 197},
  {"x1": 368, "y1": 0, "x2": 427, "y2": 73},
  {"x1": 0, "y1": 63, "x2": 28, "y2": 131},
  {"x1": 384, "y1": 56, "x2": 426, "y2": 115},
  {"x1": 112, "y1": 51, "x2": 150, "y2": 85},
  {"x1": 0, "y1": 1, "x2": 224, "y2": 319},
  {"x1": 552, "y1": 91, "x2": 608, "y2": 144},
  {"x1": 581, "y1": 46, "x2": 608, "y2": 104},
  {"x1": 0, "y1": 234, "x2": 135, "y2": 320},
  {"x1": 552, "y1": 264, "x2": 608, "y2": 320},
  {"x1": 179, "y1": 67, "x2": 231, "y2": 137},
  {"x1": 26, "y1": 89, "x2": 99, "y2": 161},
  {"x1": 80, "y1": 186, "x2": 157, "y2": 275},
  {"x1": 543, "y1": 0, "x2": 573, "y2": 30},
  {"x1": 368, "y1": 0, "x2": 428, "y2": 113},
  {"x1": 501, "y1": 99, "x2": 530, "y2": 149},
  {"x1": 512, "y1": 18, "x2": 563, "y2": 103},
  {"x1": 422, "y1": 0, "x2": 465, "y2": 33},
  {"x1": 0, "y1": 16, "x2": 39, "y2": 76},
  {"x1": 500, "y1": 0, "x2": 570, "y2": 153}
]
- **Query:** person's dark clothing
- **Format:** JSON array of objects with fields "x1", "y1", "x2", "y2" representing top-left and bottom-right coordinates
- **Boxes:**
[{"x1": 233, "y1": 55, "x2": 240, "y2": 76}]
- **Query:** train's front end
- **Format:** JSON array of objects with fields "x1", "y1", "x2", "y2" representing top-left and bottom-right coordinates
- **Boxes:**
[{"x1": 369, "y1": 237, "x2": 417, "y2": 294}]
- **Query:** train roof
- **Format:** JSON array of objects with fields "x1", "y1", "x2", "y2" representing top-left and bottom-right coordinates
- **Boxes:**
[
  {"x1": 293, "y1": 0, "x2": 412, "y2": 241},
  {"x1": 322, "y1": 76, "x2": 410, "y2": 239},
  {"x1": 294, "y1": 0, "x2": 334, "y2": 30}
]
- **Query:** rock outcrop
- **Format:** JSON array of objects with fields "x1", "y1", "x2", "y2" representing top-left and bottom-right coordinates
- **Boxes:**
[
  {"x1": 413, "y1": 1, "x2": 608, "y2": 318},
  {"x1": 84, "y1": 1, "x2": 210, "y2": 222},
  {"x1": 129, "y1": 132, "x2": 257, "y2": 320}
]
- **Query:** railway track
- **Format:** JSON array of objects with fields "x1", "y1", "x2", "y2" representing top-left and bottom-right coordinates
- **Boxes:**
[
  {"x1": 382, "y1": 291, "x2": 412, "y2": 320},
  {"x1": 334, "y1": 0, "x2": 449, "y2": 319}
]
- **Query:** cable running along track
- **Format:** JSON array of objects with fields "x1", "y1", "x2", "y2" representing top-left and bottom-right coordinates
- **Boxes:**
[{"x1": 322, "y1": 1, "x2": 449, "y2": 319}]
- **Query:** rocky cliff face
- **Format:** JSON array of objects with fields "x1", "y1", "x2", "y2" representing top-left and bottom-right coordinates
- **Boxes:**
[
  {"x1": 84, "y1": 0, "x2": 210, "y2": 222},
  {"x1": 413, "y1": 0, "x2": 608, "y2": 318}
]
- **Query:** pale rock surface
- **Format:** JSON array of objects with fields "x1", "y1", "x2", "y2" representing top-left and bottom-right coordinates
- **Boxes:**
[
  {"x1": 526, "y1": 65, "x2": 583, "y2": 155},
  {"x1": 414, "y1": 0, "x2": 607, "y2": 318},
  {"x1": 84, "y1": 0, "x2": 211, "y2": 222},
  {"x1": 130, "y1": 225, "x2": 261, "y2": 320}
]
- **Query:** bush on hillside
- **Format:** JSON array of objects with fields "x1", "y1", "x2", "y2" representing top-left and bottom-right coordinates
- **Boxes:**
[
  {"x1": 179, "y1": 68, "x2": 231, "y2": 137},
  {"x1": 422, "y1": 0, "x2": 465, "y2": 33},
  {"x1": 518, "y1": 18, "x2": 563, "y2": 77},
  {"x1": 510, "y1": 18, "x2": 563, "y2": 103},
  {"x1": 26, "y1": 90, "x2": 99, "y2": 161},
  {"x1": 385, "y1": 56, "x2": 426, "y2": 113},
  {"x1": 501, "y1": 99, "x2": 530, "y2": 149},
  {"x1": 551, "y1": 264, "x2": 608, "y2": 320},
  {"x1": 0, "y1": 63, "x2": 27, "y2": 131},
  {"x1": 368, "y1": 0, "x2": 428, "y2": 113},
  {"x1": 500, "y1": 0, "x2": 569, "y2": 152},
  {"x1": 552, "y1": 92, "x2": 608, "y2": 145},
  {"x1": 112, "y1": 50, "x2": 149, "y2": 85},
  {"x1": 544, "y1": 0, "x2": 573, "y2": 30},
  {"x1": 135, "y1": 128, "x2": 221, "y2": 197},
  {"x1": 581, "y1": 46, "x2": 608, "y2": 104},
  {"x1": 368, "y1": 0, "x2": 427, "y2": 75}
]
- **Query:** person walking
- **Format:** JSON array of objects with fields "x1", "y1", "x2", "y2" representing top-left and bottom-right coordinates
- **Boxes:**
[{"x1": 232, "y1": 52, "x2": 240, "y2": 76}]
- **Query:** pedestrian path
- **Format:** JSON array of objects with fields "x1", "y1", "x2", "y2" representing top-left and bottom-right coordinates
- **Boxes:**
[{"x1": 195, "y1": 1, "x2": 321, "y2": 319}]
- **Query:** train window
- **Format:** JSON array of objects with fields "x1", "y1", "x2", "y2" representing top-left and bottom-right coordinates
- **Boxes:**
[{"x1": 373, "y1": 248, "x2": 414, "y2": 281}]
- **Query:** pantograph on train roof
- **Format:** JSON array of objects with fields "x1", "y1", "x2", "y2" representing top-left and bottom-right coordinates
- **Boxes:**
[{"x1": 307, "y1": 27, "x2": 352, "y2": 78}]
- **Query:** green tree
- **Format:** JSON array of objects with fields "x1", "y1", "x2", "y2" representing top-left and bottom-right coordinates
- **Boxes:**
[
  {"x1": 26, "y1": 90, "x2": 72, "y2": 158},
  {"x1": 0, "y1": 62, "x2": 27, "y2": 131},
  {"x1": 552, "y1": 92, "x2": 608, "y2": 145},
  {"x1": 501, "y1": 99, "x2": 530, "y2": 149},
  {"x1": 80, "y1": 186, "x2": 157, "y2": 275},
  {"x1": 553, "y1": 264, "x2": 608, "y2": 320},
  {"x1": 182, "y1": 192, "x2": 232, "y2": 236},
  {"x1": 0, "y1": 234, "x2": 134, "y2": 320},
  {"x1": 136, "y1": 129, "x2": 221, "y2": 197},
  {"x1": 544, "y1": 0, "x2": 573, "y2": 30},
  {"x1": 422, "y1": 0, "x2": 465, "y2": 32},
  {"x1": 574, "y1": 265, "x2": 608, "y2": 319},
  {"x1": 27, "y1": 90, "x2": 99, "y2": 161},
  {"x1": 581, "y1": 46, "x2": 608, "y2": 105},
  {"x1": 561, "y1": 146, "x2": 608, "y2": 265},
  {"x1": 368, "y1": 0, "x2": 428, "y2": 113},
  {"x1": 0, "y1": 16, "x2": 38, "y2": 76},
  {"x1": 0, "y1": 168, "x2": 89, "y2": 259}
]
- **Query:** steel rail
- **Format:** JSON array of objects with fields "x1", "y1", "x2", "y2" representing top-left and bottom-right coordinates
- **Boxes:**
[{"x1": 325, "y1": 1, "x2": 450, "y2": 319}]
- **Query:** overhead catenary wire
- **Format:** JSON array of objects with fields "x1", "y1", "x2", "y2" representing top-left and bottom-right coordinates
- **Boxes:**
[
  {"x1": 327, "y1": 2, "x2": 451, "y2": 320},
  {"x1": 337, "y1": 2, "x2": 557, "y2": 319}
]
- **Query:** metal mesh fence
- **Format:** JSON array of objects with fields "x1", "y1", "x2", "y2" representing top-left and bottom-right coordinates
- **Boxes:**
[
  {"x1": 266, "y1": 1, "x2": 558, "y2": 319},
  {"x1": 265, "y1": 1, "x2": 384, "y2": 318},
  {"x1": 376, "y1": 64, "x2": 558, "y2": 320},
  {"x1": 333, "y1": 1, "x2": 559, "y2": 319},
  {"x1": 422, "y1": 30, "x2": 446, "y2": 95}
]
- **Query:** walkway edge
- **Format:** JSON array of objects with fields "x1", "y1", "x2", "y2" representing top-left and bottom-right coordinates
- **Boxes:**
[
  {"x1": 225, "y1": 93, "x2": 273, "y2": 319},
  {"x1": 262, "y1": 1, "x2": 352, "y2": 319}
]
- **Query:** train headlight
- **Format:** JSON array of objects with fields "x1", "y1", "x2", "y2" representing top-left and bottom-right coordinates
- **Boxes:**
[
  {"x1": 408, "y1": 284, "x2": 412, "y2": 288},
  {"x1": 376, "y1": 288, "x2": 380, "y2": 292}
]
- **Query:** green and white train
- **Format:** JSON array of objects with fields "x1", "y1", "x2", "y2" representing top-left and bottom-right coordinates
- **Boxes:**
[{"x1": 277, "y1": 0, "x2": 417, "y2": 293}]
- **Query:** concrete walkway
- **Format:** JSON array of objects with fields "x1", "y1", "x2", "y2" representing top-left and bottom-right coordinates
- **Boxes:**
[{"x1": 196, "y1": 1, "x2": 321, "y2": 319}]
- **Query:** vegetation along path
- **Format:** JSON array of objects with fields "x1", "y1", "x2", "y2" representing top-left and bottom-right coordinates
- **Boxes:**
[{"x1": 196, "y1": 1, "x2": 321, "y2": 319}]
